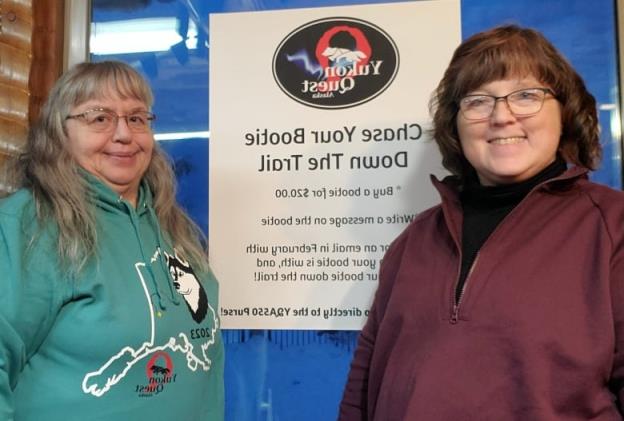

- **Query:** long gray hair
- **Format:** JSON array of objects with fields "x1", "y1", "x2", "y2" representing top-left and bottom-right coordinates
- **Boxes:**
[{"x1": 12, "y1": 61, "x2": 208, "y2": 274}]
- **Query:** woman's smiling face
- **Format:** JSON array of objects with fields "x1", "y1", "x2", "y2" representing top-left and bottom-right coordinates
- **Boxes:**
[
  {"x1": 456, "y1": 76, "x2": 562, "y2": 186},
  {"x1": 65, "y1": 93, "x2": 154, "y2": 206}
]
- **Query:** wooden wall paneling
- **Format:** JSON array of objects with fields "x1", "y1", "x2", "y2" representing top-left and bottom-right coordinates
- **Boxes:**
[
  {"x1": 0, "y1": 0, "x2": 32, "y2": 193},
  {"x1": 0, "y1": 0, "x2": 33, "y2": 51},
  {"x1": 30, "y1": 0, "x2": 64, "y2": 124},
  {"x1": 0, "y1": 0, "x2": 65, "y2": 194},
  {"x1": 0, "y1": 114, "x2": 27, "y2": 153}
]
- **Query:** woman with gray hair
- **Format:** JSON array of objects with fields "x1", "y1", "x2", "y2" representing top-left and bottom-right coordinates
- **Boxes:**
[{"x1": 0, "y1": 61, "x2": 224, "y2": 420}]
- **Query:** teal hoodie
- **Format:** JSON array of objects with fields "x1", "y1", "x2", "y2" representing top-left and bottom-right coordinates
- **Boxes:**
[{"x1": 0, "y1": 176, "x2": 224, "y2": 420}]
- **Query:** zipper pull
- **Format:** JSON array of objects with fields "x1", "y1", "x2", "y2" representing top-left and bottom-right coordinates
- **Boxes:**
[{"x1": 450, "y1": 305, "x2": 459, "y2": 324}]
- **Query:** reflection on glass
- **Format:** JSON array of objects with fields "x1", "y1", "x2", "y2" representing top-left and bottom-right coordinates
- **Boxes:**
[{"x1": 91, "y1": 18, "x2": 199, "y2": 55}]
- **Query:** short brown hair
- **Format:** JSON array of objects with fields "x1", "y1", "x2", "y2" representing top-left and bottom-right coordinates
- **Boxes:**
[{"x1": 430, "y1": 25, "x2": 600, "y2": 181}]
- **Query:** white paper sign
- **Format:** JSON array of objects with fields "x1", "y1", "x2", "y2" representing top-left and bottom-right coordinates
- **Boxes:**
[{"x1": 209, "y1": 0, "x2": 461, "y2": 329}]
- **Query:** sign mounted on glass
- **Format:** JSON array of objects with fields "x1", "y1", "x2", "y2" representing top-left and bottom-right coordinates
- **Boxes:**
[{"x1": 209, "y1": 0, "x2": 461, "y2": 329}]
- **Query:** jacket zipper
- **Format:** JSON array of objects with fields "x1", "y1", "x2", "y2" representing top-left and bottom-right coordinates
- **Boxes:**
[
  {"x1": 450, "y1": 253, "x2": 479, "y2": 324},
  {"x1": 444, "y1": 167, "x2": 583, "y2": 325}
]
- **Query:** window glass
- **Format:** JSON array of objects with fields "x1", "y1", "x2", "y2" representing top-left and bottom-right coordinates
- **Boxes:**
[{"x1": 90, "y1": 1, "x2": 620, "y2": 419}]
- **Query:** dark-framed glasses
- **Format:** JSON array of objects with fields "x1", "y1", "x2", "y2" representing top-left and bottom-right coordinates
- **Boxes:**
[
  {"x1": 66, "y1": 108, "x2": 156, "y2": 133},
  {"x1": 458, "y1": 87, "x2": 555, "y2": 120}
]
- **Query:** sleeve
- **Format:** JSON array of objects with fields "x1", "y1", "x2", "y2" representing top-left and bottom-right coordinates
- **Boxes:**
[
  {"x1": 610, "y1": 229, "x2": 624, "y2": 409},
  {"x1": 0, "y1": 314, "x2": 26, "y2": 420},
  {"x1": 0, "y1": 213, "x2": 64, "y2": 419},
  {"x1": 337, "y1": 231, "x2": 409, "y2": 421},
  {"x1": 204, "y1": 268, "x2": 225, "y2": 421},
  {"x1": 599, "y1": 187, "x2": 624, "y2": 411}
]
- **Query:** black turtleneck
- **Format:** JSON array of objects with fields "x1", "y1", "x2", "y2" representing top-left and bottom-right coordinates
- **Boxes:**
[{"x1": 455, "y1": 158, "x2": 568, "y2": 303}]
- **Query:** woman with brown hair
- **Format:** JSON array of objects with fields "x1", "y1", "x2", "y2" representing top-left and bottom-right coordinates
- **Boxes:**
[{"x1": 339, "y1": 25, "x2": 624, "y2": 420}]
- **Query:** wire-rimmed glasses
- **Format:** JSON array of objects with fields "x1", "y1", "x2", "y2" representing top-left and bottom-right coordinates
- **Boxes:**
[
  {"x1": 458, "y1": 87, "x2": 555, "y2": 120},
  {"x1": 66, "y1": 108, "x2": 156, "y2": 133}
]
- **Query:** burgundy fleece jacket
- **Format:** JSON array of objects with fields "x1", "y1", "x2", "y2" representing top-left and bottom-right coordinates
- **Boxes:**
[{"x1": 339, "y1": 167, "x2": 624, "y2": 421}]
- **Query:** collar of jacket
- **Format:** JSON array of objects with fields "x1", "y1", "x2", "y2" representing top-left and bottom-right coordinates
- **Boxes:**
[
  {"x1": 80, "y1": 170, "x2": 153, "y2": 216},
  {"x1": 431, "y1": 165, "x2": 588, "y2": 204},
  {"x1": 428, "y1": 166, "x2": 588, "y2": 246}
]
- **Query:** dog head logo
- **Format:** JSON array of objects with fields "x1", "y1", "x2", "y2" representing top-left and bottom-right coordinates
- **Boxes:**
[{"x1": 164, "y1": 251, "x2": 208, "y2": 323}]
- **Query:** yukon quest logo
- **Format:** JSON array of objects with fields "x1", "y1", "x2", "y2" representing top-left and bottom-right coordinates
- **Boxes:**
[{"x1": 273, "y1": 17, "x2": 399, "y2": 109}]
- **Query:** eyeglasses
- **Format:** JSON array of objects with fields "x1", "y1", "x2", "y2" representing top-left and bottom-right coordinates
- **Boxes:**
[
  {"x1": 458, "y1": 87, "x2": 555, "y2": 120},
  {"x1": 66, "y1": 108, "x2": 156, "y2": 133}
]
